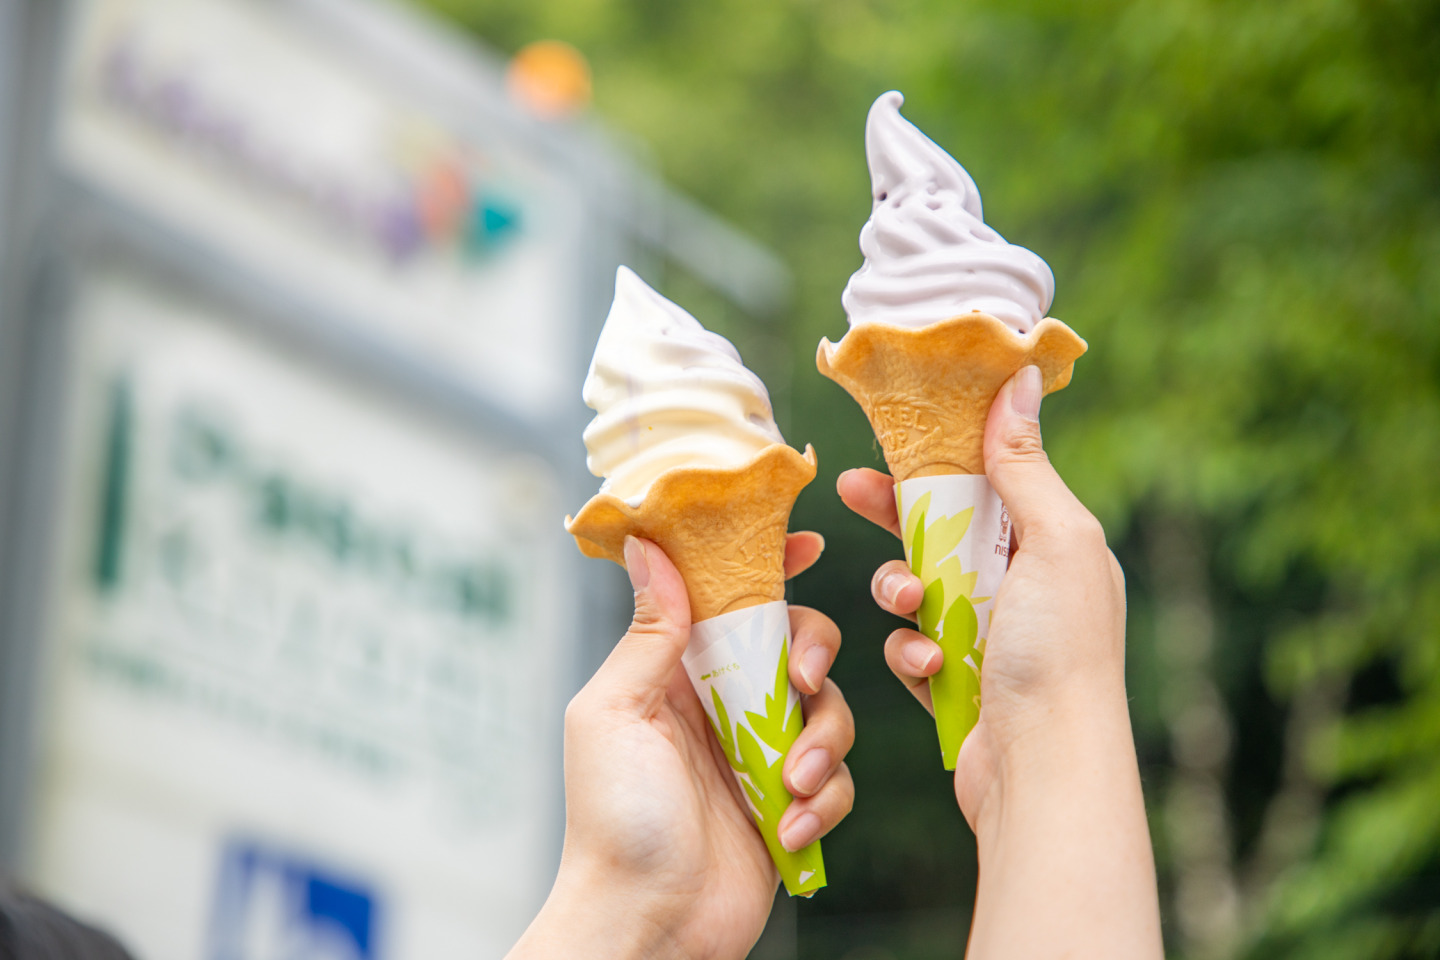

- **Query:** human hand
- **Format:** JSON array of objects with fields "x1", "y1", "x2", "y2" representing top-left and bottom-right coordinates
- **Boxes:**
[
  {"x1": 838, "y1": 366, "x2": 1126, "y2": 827},
  {"x1": 509, "y1": 533, "x2": 854, "y2": 960},
  {"x1": 838, "y1": 365, "x2": 1161, "y2": 959}
]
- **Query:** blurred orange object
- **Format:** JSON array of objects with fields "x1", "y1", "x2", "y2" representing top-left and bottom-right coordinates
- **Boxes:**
[
  {"x1": 506, "y1": 40, "x2": 592, "y2": 119},
  {"x1": 417, "y1": 157, "x2": 469, "y2": 241}
]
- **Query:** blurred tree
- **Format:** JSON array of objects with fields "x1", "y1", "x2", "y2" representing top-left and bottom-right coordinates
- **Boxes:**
[{"x1": 414, "y1": 0, "x2": 1440, "y2": 957}]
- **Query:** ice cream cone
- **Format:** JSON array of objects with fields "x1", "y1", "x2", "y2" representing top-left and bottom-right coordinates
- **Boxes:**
[
  {"x1": 565, "y1": 443, "x2": 817, "y2": 622},
  {"x1": 816, "y1": 311, "x2": 1087, "y2": 481},
  {"x1": 818, "y1": 312, "x2": 1085, "y2": 769}
]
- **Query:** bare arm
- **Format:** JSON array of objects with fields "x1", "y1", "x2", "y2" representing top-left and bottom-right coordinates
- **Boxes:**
[{"x1": 840, "y1": 365, "x2": 1163, "y2": 959}]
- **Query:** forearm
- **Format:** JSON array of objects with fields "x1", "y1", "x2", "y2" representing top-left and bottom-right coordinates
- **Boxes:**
[{"x1": 967, "y1": 690, "x2": 1163, "y2": 960}]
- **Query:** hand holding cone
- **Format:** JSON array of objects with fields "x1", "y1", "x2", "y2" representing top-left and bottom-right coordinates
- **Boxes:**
[{"x1": 569, "y1": 267, "x2": 827, "y2": 895}]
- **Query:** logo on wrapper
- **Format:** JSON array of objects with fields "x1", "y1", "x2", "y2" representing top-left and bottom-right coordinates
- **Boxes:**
[{"x1": 208, "y1": 839, "x2": 382, "y2": 960}]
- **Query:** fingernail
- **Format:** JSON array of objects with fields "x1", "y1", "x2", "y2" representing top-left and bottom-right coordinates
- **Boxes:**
[
  {"x1": 1012, "y1": 365, "x2": 1043, "y2": 420},
  {"x1": 799, "y1": 646, "x2": 830, "y2": 693},
  {"x1": 904, "y1": 641, "x2": 937, "y2": 674},
  {"x1": 835, "y1": 470, "x2": 852, "y2": 494},
  {"x1": 623, "y1": 536, "x2": 650, "y2": 591},
  {"x1": 780, "y1": 811, "x2": 821, "y2": 852},
  {"x1": 790, "y1": 748, "x2": 831, "y2": 796},
  {"x1": 882, "y1": 572, "x2": 908, "y2": 608}
]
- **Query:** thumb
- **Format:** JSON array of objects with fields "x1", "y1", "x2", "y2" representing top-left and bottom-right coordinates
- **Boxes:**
[
  {"x1": 591, "y1": 537, "x2": 693, "y2": 714},
  {"x1": 983, "y1": 365, "x2": 1079, "y2": 543}
]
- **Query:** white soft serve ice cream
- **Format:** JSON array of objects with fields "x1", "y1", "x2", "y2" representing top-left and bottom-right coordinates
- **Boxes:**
[
  {"x1": 582, "y1": 266, "x2": 785, "y2": 504},
  {"x1": 841, "y1": 91, "x2": 1055, "y2": 335}
]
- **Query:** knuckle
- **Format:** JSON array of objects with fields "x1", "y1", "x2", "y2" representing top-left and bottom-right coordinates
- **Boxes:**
[
  {"x1": 1069, "y1": 510, "x2": 1109, "y2": 549},
  {"x1": 838, "y1": 712, "x2": 856, "y2": 754},
  {"x1": 1107, "y1": 551, "x2": 1126, "y2": 592},
  {"x1": 805, "y1": 611, "x2": 842, "y2": 649},
  {"x1": 625, "y1": 618, "x2": 680, "y2": 645},
  {"x1": 1036, "y1": 506, "x2": 1108, "y2": 555},
  {"x1": 999, "y1": 423, "x2": 1048, "y2": 463},
  {"x1": 563, "y1": 689, "x2": 589, "y2": 728},
  {"x1": 821, "y1": 676, "x2": 849, "y2": 709},
  {"x1": 788, "y1": 605, "x2": 817, "y2": 637},
  {"x1": 813, "y1": 680, "x2": 854, "y2": 739},
  {"x1": 834, "y1": 768, "x2": 856, "y2": 816}
]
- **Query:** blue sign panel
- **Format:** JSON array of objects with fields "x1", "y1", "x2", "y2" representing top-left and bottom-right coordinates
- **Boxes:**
[{"x1": 208, "y1": 839, "x2": 381, "y2": 960}]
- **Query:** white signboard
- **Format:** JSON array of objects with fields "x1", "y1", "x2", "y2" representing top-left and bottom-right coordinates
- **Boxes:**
[
  {"x1": 29, "y1": 265, "x2": 568, "y2": 959},
  {"x1": 58, "y1": 0, "x2": 586, "y2": 420}
]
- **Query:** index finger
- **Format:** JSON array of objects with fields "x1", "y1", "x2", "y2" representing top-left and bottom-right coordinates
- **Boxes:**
[
  {"x1": 784, "y1": 531, "x2": 825, "y2": 580},
  {"x1": 837, "y1": 468, "x2": 901, "y2": 539}
]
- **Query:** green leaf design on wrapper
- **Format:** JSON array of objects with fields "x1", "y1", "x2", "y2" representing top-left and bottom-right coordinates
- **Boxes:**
[
  {"x1": 710, "y1": 688, "x2": 745, "y2": 772},
  {"x1": 706, "y1": 635, "x2": 826, "y2": 896},
  {"x1": 903, "y1": 492, "x2": 986, "y2": 770}
]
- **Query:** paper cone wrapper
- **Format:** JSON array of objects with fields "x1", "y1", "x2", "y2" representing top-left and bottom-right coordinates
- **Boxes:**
[
  {"x1": 683, "y1": 601, "x2": 826, "y2": 897},
  {"x1": 816, "y1": 314, "x2": 1086, "y2": 481},
  {"x1": 897, "y1": 475, "x2": 1009, "y2": 770}
]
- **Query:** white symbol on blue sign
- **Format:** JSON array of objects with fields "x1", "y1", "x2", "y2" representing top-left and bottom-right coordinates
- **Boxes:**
[{"x1": 208, "y1": 839, "x2": 381, "y2": 960}]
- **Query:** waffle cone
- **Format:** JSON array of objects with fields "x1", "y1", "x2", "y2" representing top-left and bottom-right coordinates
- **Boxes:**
[
  {"x1": 816, "y1": 313, "x2": 1087, "y2": 481},
  {"x1": 566, "y1": 444, "x2": 817, "y2": 622}
]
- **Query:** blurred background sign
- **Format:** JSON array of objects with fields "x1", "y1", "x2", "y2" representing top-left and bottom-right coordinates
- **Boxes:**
[
  {"x1": 33, "y1": 268, "x2": 562, "y2": 958},
  {"x1": 60, "y1": 0, "x2": 581, "y2": 420},
  {"x1": 0, "y1": 0, "x2": 788, "y2": 958}
]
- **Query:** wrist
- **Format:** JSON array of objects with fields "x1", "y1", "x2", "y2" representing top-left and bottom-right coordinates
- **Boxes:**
[
  {"x1": 508, "y1": 860, "x2": 687, "y2": 960},
  {"x1": 973, "y1": 681, "x2": 1141, "y2": 847}
]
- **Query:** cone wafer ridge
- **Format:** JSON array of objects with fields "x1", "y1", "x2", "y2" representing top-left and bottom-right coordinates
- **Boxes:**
[
  {"x1": 566, "y1": 444, "x2": 817, "y2": 622},
  {"x1": 816, "y1": 313, "x2": 1086, "y2": 481}
]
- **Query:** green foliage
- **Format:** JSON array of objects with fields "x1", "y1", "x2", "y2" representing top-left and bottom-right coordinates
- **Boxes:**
[{"x1": 416, "y1": 0, "x2": 1440, "y2": 954}]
